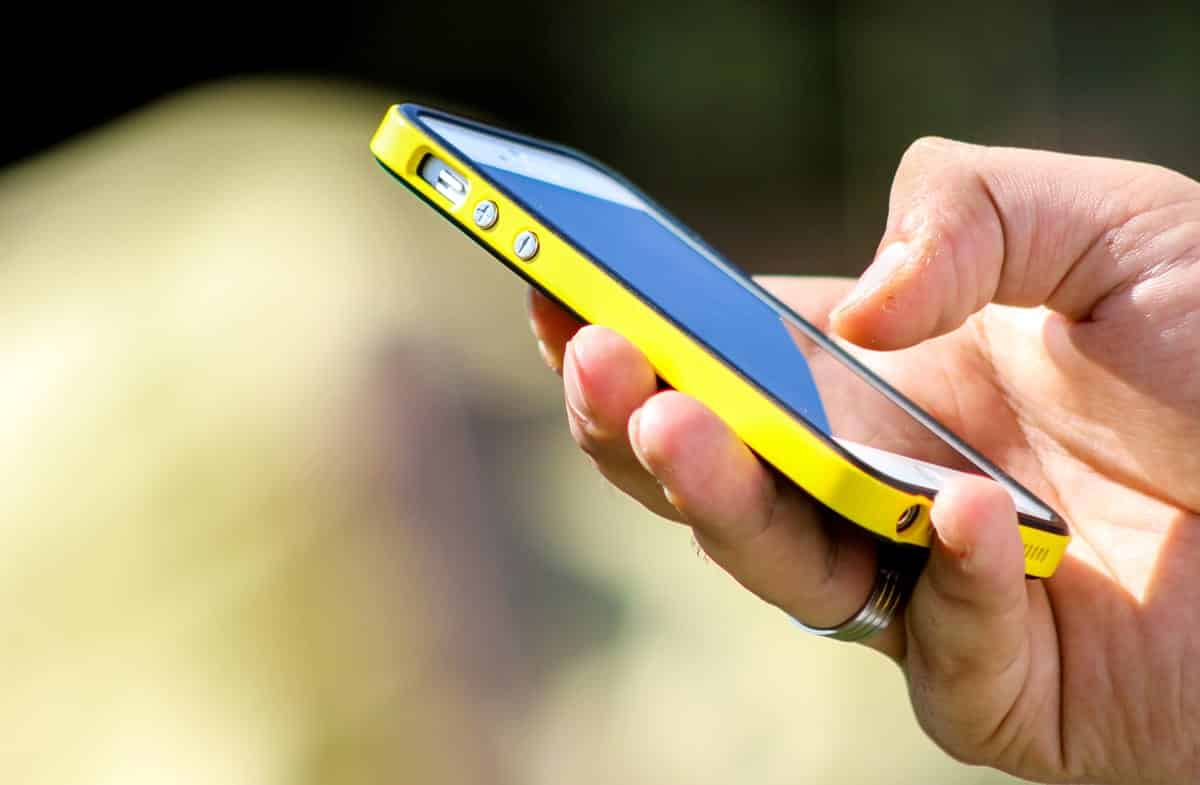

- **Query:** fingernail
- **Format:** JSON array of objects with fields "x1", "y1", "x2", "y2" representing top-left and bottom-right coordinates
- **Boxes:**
[
  {"x1": 563, "y1": 341, "x2": 593, "y2": 425},
  {"x1": 930, "y1": 508, "x2": 972, "y2": 564},
  {"x1": 833, "y1": 240, "x2": 912, "y2": 316},
  {"x1": 526, "y1": 288, "x2": 542, "y2": 320},
  {"x1": 628, "y1": 407, "x2": 648, "y2": 468},
  {"x1": 536, "y1": 339, "x2": 559, "y2": 373},
  {"x1": 662, "y1": 483, "x2": 686, "y2": 516}
]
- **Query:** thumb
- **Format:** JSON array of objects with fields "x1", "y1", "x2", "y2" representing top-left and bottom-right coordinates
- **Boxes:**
[
  {"x1": 830, "y1": 136, "x2": 1200, "y2": 349},
  {"x1": 904, "y1": 475, "x2": 1032, "y2": 761}
]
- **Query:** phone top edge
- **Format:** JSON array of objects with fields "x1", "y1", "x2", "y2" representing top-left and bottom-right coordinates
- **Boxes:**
[
  {"x1": 398, "y1": 104, "x2": 732, "y2": 261},
  {"x1": 378, "y1": 105, "x2": 1069, "y2": 543}
]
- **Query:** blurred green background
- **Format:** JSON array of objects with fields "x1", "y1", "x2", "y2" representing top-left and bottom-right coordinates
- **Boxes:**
[{"x1": 1, "y1": 4, "x2": 1197, "y2": 784}]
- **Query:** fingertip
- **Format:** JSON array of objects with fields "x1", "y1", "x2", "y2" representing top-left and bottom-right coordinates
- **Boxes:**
[
  {"x1": 631, "y1": 391, "x2": 775, "y2": 529},
  {"x1": 626, "y1": 393, "x2": 697, "y2": 517},
  {"x1": 830, "y1": 301, "x2": 930, "y2": 351},
  {"x1": 626, "y1": 404, "x2": 646, "y2": 464},
  {"x1": 628, "y1": 391, "x2": 720, "y2": 470},
  {"x1": 535, "y1": 339, "x2": 559, "y2": 373},
  {"x1": 526, "y1": 287, "x2": 562, "y2": 325},
  {"x1": 929, "y1": 476, "x2": 1024, "y2": 588},
  {"x1": 566, "y1": 325, "x2": 657, "y2": 433},
  {"x1": 829, "y1": 238, "x2": 942, "y2": 350},
  {"x1": 571, "y1": 325, "x2": 653, "y2": 392},
  {"x1": 527, "y1": 288, "x2": 583, "y2": 359},
  {"x1": 829, "y1": 305, "x2": 896, "y2": 349},
  {"x1": 907, "y1": 474, "x2": 1030, "y2": 729},
  {"x1": 570, "y1": 324, "x2": 638, "y2": 364}
]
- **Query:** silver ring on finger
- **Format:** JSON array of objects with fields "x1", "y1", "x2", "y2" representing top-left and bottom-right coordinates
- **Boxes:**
[{"x1": 793, "y1": 547, "x2": 915, "y2": 643}]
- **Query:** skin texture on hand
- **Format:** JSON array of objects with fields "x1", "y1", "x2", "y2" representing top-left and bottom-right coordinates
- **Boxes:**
[{"x1": 527, "y1": 138, "x2": 1200, "y2": 785}]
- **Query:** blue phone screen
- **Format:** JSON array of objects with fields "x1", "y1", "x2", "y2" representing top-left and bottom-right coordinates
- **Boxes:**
[
  {"x1": 416, "y1": 119, "x2": 835, "y2": 436},
  {"x1": 483, "y1": 165, "x2": 832, "y2": 434},
  {"x1": 416, "y1": 112, "x2": 1059, "y2": 525}
]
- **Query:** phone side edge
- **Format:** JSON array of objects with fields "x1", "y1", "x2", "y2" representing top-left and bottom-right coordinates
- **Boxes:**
[{"x1": 370, "y1": 106, "x2": 1069, "y2": 578}]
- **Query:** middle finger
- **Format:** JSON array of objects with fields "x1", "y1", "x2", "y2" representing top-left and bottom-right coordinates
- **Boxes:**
[{"x1": 564, "y1": 324, "x2": 684, "y2": 521}]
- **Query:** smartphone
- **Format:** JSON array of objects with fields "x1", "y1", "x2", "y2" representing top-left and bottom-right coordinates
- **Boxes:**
[{"x1": 370, "y1": 104, "x2": 1069, "y2": 577}]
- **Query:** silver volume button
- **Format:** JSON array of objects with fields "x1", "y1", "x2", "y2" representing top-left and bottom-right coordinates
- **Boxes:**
[
  {"x1": 514, "y1": 230, "x2": 539, "y2": 261},
  {"x1": 473, "y1": 200, "x2": 499, "y2": 229}
]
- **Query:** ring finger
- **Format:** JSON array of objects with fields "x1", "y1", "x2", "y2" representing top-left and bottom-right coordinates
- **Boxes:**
[{"x1": 631, "y1": 388, "x2": 908, "y2": 658}]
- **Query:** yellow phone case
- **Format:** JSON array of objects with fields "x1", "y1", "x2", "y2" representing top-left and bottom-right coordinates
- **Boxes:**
[{"x1": 370, "y1": 104, "x2": 1069, "y2": 577}]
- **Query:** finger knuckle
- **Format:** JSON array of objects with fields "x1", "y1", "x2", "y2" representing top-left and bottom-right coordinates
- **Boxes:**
[
  {"x1": 895, "y1": 146, "x2": 992, "y2": 238},
  {"x1": 897, "y1": 136, "x2": 976, "y2": 177},
  {"x1": 1129, "y1": 161, "x2": 1200, "y2": 199},
  {"x1": 903, "y1": 135, "x2": 955, "y2": 159}
]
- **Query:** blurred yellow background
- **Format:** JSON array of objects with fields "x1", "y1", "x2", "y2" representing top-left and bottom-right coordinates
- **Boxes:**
[
  {"x1": 0, "y1": 79, "x2": 1036, "y2": 783},
  {"x1": 7, "y1": 4, "x2": 1200, "y2": 780}
]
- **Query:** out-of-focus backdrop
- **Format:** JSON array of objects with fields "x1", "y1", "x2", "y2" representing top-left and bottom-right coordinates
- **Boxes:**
[{"x1": 2, "y1": 4, "x2": 1197, "y2": 784}]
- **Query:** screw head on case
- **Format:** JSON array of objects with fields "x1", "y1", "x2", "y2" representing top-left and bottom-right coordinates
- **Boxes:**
[
  {"x1": 514, "y1": 230, "x2": 539, "y2": 261},
  {"x1": 473, "y1": 200, "x2": 498, "y2": 229}
]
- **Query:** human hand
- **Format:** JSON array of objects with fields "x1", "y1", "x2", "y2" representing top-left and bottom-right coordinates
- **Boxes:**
[{"x1": 528, "y1": 138, "x2": 1200, "y2": 784}]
